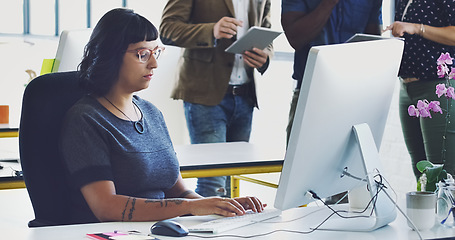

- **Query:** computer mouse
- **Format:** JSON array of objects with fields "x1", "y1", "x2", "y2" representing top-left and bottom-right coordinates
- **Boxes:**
[{"x1": 150, "y1": 220, "x2": 189, "y2": 237}]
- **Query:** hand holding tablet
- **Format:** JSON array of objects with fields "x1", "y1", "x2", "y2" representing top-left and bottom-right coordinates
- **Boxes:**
[{"x1": 225, "y1": 26, "x2": 282, "y2": 54}]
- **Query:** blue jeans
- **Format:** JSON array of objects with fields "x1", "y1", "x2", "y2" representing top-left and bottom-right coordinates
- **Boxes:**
[{"x1": 184, "y1": 93, "x2": 254, "y2": 197}]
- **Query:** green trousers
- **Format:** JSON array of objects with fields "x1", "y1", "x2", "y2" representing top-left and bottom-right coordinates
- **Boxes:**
[{"x1": 399, "y1": 79, "x2": 455, "y2": 181}]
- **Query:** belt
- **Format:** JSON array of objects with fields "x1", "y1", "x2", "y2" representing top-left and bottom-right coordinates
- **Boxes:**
[
  {"x1": 400, "y1": 77, "x2": 419, "y2": 83},
  {"x1": 227, "y1": 84, "x2": 250, "y2": 96}
]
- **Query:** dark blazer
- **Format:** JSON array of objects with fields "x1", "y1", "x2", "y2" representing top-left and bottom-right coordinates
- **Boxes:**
[{"x1": 160, "y1": 0, "x2": 273, "y2": 107}]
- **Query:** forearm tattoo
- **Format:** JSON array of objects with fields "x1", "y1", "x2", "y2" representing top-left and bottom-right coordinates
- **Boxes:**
[
  {"x1": 145, "y1": 198, "x2": 184, "y2": 207},
  {"x1": 128, "y1": 198, "x2": 136, "y2": 221},
  {"x1": 121, "y1": 197, "x2": 137, "y2": 222},
  {"x1": 121, "y1": 197, "x2": 131, "y2": 222}
]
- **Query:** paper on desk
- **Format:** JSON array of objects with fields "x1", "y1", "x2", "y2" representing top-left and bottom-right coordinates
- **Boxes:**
[{"x1": 111, "y1": 235, "x2": 156, "y2": 240}]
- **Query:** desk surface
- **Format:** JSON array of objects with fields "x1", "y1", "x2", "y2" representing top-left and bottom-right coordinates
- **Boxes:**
[
  {"x1": 0, "y1": 124, "x2": 18, "y2": 130},
  {"x1": 0, "y1": 137, "x2": 23, "y2": 189},
  {"x1": 2, "y1": 188, "x2": 455, "y2": 240}
]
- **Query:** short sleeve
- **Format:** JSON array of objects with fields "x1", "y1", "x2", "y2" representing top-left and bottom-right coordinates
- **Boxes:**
[{"x1": 60, "y1": 103, "x2": 114, "y2": 189}]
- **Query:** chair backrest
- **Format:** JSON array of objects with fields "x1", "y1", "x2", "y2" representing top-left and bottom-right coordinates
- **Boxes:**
[{"x1": 19, "y1": 71, "x2": 85, "y2": 227}]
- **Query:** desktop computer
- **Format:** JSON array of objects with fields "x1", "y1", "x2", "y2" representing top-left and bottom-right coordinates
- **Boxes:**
[
  {"x1": 186, "y1": 39, "x2": 404, "y2": 235},
  {"x1": 52, "y1": 29, "x2": 92, "y2": 73},
  {"x1": 274, "y1": 38, "x2": 404, "y2": 231}
]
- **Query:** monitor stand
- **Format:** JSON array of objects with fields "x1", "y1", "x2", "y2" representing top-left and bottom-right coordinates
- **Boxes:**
[{"x1": 317, "y1": 123, "x2": 397, "y2": 231}]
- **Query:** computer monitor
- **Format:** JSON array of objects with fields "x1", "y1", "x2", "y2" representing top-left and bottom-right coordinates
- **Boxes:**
[
  {"x1": 274, "y1": 39, "x2": 404, "y2": 231},
  {"x1": 52, "y1": 29, "x2": 92, "y2": 72}
]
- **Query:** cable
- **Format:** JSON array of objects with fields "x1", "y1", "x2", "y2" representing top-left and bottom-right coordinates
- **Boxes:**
[
  {"x1": 260, "y1": 207, "x2": 325, "y2": 224},
  {"x1": 188, "y1": 209, "x2": 348, "y2": 238},
  {"x1": 381, "y1": 183, "x2": 423, "y2": 240},
  {"x1": 189, "y1": 172, "x2": 408, "y2": 239},
  {"x1": 7, "y1": 166, "x2": 22, "y2": 177}
]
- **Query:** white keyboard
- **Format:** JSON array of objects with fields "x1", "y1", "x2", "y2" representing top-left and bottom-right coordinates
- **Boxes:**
[{"x1": 188, "y1": 208, "x2": 281, "y2": 234}]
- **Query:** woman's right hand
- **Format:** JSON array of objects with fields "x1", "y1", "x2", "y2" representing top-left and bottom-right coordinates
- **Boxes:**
[
  {"x1": 384, "y1": 21, "x2": 421, "y2": 37},
  {"x1": 187, "y1": 196, "x2": 265, "y2": 217}
]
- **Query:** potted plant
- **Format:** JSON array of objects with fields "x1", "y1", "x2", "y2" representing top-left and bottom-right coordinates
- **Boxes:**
[{"x1": 408, "y1": 52, "x2": 455, "y2": 192}]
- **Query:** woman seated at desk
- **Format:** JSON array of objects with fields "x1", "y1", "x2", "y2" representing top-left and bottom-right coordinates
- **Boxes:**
[{"x1": 60, "y1": 8, "x2": 265, "y2": 224}]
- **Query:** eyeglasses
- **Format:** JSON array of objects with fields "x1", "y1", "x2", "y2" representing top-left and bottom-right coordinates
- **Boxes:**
[{"x1": 126, "y1": 46, "x2": 165, "y2": 63}]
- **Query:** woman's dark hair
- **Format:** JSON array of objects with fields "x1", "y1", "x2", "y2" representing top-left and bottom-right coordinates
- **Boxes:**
[{"x1": 78, "y1": 8, "x2": 158, "y2": 96}]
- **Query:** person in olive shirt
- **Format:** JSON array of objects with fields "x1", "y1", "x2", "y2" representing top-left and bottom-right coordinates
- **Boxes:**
[{"x1": 160, "y1": 0, "x2": 273, "y2": 197}]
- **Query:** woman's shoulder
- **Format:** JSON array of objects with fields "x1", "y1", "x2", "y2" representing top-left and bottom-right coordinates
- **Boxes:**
[
  {"x1": 64, "y1": 95, "x2": 113, "y2": 125},
  {"x1": 68, "y1": 95, "x2": 103, "y2": 115},
  {"x1": 133, "y1": 95, "x2": 161, "y2": 113}
]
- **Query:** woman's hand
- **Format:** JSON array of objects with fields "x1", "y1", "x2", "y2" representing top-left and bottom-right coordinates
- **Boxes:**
[
  {"x1": 233, "y1": 196, "x2": 266, "y2": 213},
  {"x1": 187, "y1": 196, "x2": 266, "y2": 217},
  {"x1": 385, "y1": 22, "x2": 455, "y2": 46},
  {"x1": 384, "y1": 21, "x2": 420, "y2": 37}
]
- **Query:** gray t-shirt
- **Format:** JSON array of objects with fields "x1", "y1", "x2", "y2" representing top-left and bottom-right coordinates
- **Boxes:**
[{"x1": 60, "y1": 95, "x2": 179, "y2": 223}]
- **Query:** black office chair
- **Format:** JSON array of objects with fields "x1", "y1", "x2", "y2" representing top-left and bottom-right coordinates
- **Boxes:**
[{"x1": 19, "y1": 71, "x2": 85, "y2": 227}]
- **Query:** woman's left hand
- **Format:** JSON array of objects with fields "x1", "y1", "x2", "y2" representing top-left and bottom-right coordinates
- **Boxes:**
[{"x1": 243, "y1": 48, "x2": 268, "y2": 69}]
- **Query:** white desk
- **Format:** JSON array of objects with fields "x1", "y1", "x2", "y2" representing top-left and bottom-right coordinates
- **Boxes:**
[
  {"x1": 0, "y1": 137, "x2": 23, "y2": 189},
  {"x1": 2, "y1": 188, "x2": 455, "y2": 240}
]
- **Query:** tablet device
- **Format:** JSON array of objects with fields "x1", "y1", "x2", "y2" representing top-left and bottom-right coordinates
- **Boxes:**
[
  {"x1": 225, "y1": 26, "x2": 282, "y2": 54},
  {"x1": 345, "y1": 33, "x2": 390, "y2": 43}
]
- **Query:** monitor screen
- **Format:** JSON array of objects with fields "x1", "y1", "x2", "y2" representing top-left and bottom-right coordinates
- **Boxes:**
[
  {"x1": 52, "y1": 29, "x2": 92, "y2": 73},
  {"x1": 274, "y1": 39, "x2": 404, "y2": 231}
]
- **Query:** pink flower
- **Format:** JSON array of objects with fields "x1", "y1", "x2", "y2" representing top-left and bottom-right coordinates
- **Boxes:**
[
  {"x1": 417, "y1": 100, "x2": 432, "y2": 118},
  {"x1": 447, "y1": 87, "x2": 455, "y2": 100},
  {"x1": 408, "y1": 105, "x2": 419, "y2": 117},
  {"x1": 409, "y1": 100, "x2": 443, "y2": 118},
  {"x1": 419, "y1": 108, "x2": 432, "y2": 118},
  {"x1": 437, "y1": 64, "x2": 450, "y2": 78},
  {"x1": 428, "y1": 101, "x2": 443, "y2": 115},
  {"x1": 408, "y1": 52, "x2": 454, "y2": 119},
  {"x1": 436, "y1": 83, "x2": 447, "y2": 98},
  {"x1": 437, "y1": 52, "x2": 454, "y2": 66},
  {"x1": 417, "y1": 99, "x2": 428, "y2": 109},
  {"x1": 450, "y1": 67, "x2": 455, "y2": 80}
]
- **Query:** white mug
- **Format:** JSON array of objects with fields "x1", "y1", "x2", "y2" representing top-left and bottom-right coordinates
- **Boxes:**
[{"x1": 406, "y1": 191, "x2": 436, "y2": 231}]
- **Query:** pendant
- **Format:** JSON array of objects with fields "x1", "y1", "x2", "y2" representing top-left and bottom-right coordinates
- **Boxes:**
[{"x1": 134, "y1": 121, "x2": 144, "y2": 134}]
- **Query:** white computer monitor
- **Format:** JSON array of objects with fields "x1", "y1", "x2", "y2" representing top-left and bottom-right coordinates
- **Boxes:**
[
  {"x1": 274, "y1": 39, "x2": 404, "y2": 231},
  {"x1": 52, "y1": 29, "x2": 92, "y2": 72}
]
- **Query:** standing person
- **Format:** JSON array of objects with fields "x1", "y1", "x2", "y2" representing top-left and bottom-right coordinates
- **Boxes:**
[
  {"x1": 60, "y1": 8, "x2": 265, "y2": 224},
  {"x1": 281, "y1": 0, "x2": 382, "y2": 204},
  {"x1": 385, "y1": 0, "x2": 455, "y2": 180},
  {"x1": 159, "y1": 0, "x2": 273, "y2": 197},
  {"x1": 281, "y1": 0, "x2": 383, "y2": 145}
]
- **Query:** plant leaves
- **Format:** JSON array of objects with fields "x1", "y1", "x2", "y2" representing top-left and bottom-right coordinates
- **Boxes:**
[
  {"x1": 416, "y1": 160, "x2": 434, "y2": 173},
  {"x1": 425, "y1": 164, "x2": 444, "y2": 183}
]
